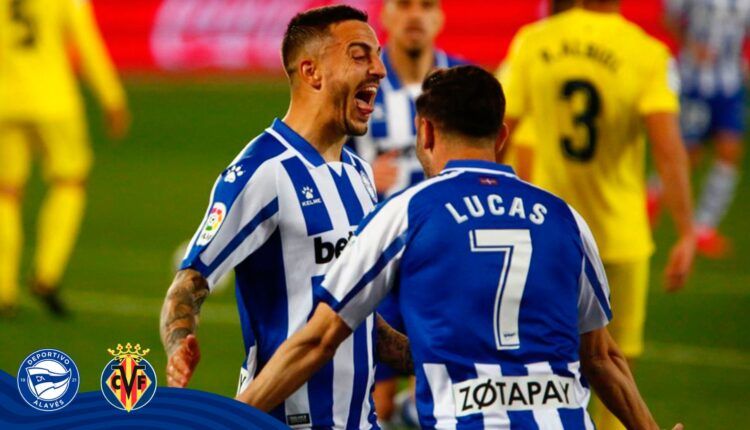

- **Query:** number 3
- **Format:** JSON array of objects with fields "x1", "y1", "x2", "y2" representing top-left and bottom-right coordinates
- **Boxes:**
[
  {"x1": 560, "y1": 80, "x2": 601, "y2": 162},
  {"x1": 470, "y1": 229, "x2": 532, "y2": 350},
  {"x1": 11, "y1": 0, "x2": 37, "y2": 48}
]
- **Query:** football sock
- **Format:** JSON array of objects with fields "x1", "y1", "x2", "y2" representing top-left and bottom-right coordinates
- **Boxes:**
[
  {"x1": 0, "y1": 193, "x2": 22, "y2": 306},
  {"x1": 34, "y1": 182, "x2": 86, "y2": 288},
  {"x1": 695, "y1": 160, "x2": 739, "y2": 229}
]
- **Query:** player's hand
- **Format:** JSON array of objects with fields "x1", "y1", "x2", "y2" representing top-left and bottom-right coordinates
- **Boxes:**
[
  {"x1": 664, "y1": 235, "x2": 696, "y2": 293},
  {"x1": 166, "y1": 334, "x2": 201, "y2": 387},
  {"x1": 372, "y1": 151, "x2": 399, "y2": 194},
  {"x1": 105, "y1": 105, "x2": 131, "y2": 141}
]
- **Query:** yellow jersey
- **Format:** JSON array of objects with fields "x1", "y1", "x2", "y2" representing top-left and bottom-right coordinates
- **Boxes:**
[
  {"x1": 0, "y1": 0, "x2": 125, "y2": 120},
  {"x1": 503, "y1": 8, "x2": 679, "y2": 262}
]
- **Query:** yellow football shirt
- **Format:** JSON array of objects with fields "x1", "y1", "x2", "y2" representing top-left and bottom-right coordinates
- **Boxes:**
[
  {"x1": 0, "y1": 0, "x2": 125, "y2": 120},
  {"x1": 503, "y1": 8, "x2": 679, "y2": 262}
]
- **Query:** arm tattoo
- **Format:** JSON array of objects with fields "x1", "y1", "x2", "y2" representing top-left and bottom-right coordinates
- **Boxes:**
[
  {"x1": 375, "y1": 314, "x2": 414, "y2": 375},
  {"x1": 160, "y1": 269, "x2": 209, "y2": 356}
]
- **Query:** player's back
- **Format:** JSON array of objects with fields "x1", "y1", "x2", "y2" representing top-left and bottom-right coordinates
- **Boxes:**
[
  {"x1": 396, "y1": 161, "x2": 609, "y2": 429},
  {"x1": 506, "y1": 9, "x2": 678, "y2": 261},
  {"x1": 0, "y1": 0, "x2": 83, "y2": 119}
]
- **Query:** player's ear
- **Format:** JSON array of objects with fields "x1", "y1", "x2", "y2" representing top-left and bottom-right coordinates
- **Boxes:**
[
  {"x1": 421, "y1": 117, "x2": 436, "y2": 152},
  {"x1": 495, "y1": 123, "x2": 509, "y2": 155},
  {"x1": 299, "y1": 58, "x2": 323, "y2": 90}
]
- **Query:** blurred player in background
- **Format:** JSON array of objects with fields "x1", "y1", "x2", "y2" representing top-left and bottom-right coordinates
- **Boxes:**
[
  {"x1": 240, "y1": 65, "x2": 683, "y2": 430},
  {"x1": 0, "y1": 0, "x2": 129, "y2": 317},
  {"x1": 496, "y1": 0, "x2": 579, "y2": 182},
  {"x1": 501, "y1": 0, "x2": 696, "y2": 428},
  {"x1": 655, "y1": 0, "x2": 750, "y2": 258},
  {"x1": 161, "y1": 6, "x2": 412, "y2": 428},
  {"x1": 350, "y1": 0, "x2": 463, "y2": 426}
]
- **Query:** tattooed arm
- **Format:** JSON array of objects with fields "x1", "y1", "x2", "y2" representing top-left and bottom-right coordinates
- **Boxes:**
[
  {"x1": 160, "y1": 269, "x2": 210, "y2": 387},
  {"x1": 375, "y1": 314, "x2": 414, "y2": 375}
]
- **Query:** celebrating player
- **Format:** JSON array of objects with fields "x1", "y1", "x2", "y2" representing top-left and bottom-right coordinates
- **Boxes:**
[
  {"x1": 658, "y1": 0, "x2": 749, "y2": 257},
  {"x1": 0, "y1": 0, "x2": 129, "y2": 317},
  {"x1": 350, "y1": 1, "x2": 463, "y2": 423},
  {"x1": 237, "y1": 65, "x2": 682, "y2": 430},
  {"x1": 160, "y1": 6, "x2": 411, "y2": 428},
  {"x1": 500, "y1": 1, "x2": 695, "y2": 428}
]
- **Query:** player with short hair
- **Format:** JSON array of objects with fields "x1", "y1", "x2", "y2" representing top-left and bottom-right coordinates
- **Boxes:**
[
  {"x1": 500, "y1": 1, "x2": 696, "y2": 428},
  {"x1": 658, "y1": 0, "x2": 749, "y2": 257},
  {"x1": 0, "y1": 0, "x2": 129, "y2": 317},
  {"x1": 237, "y1": 65, "x2": 683, "y2": 430},
  {"x1": 159, "y1": 6, "x2": 410, "y2": 429}
]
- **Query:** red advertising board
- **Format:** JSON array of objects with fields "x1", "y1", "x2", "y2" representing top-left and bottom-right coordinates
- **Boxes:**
[{"x1": 92, "y1": 0, "x2": 672, "y2": 73}]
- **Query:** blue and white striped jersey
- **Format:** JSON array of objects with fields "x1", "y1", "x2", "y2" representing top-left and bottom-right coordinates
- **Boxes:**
[
  {"x1": 181, "y1": 119, "x2": 380, "y2": 429},
  {"x1": 318, "y1": 160, "x2": 612, "y2": 429},
  {"x1": 666, "y1": 0, "x2": 750, "y2": 96},
  {"x1": 350, "y1": 48, "x2": 464, "y2": 197}
]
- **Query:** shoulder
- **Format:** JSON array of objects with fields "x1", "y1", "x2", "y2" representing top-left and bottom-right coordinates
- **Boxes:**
[
  {"x1": 357, "y1": 171, "x2": 462, "y2": 232},
  {"x1": 214, "y1": 130, "x2": 290, "y2": 195},
  {"x1": 617, "y1": 16, "x2": 671, "y2": 57}
]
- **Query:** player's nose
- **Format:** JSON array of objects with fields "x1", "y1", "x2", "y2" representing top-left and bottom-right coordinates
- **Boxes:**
[{"x1": 371, "y1": 54, "x2": 386, "y2": 80}]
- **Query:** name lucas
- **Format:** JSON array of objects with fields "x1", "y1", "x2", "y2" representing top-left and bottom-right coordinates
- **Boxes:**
[{"x1": 445, "y1": 194, "x2": 548, "y2": 225}]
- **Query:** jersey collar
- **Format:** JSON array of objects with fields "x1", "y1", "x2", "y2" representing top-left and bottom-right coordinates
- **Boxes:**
[
  {"x1": 270, "y1": 118, "x2": 328, "y2": 167},
  {"x1": 441, "y1": 159, "x2": 517, "y2": 177}
]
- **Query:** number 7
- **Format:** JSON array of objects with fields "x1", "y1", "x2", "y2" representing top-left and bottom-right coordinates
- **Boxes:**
[{"x1": 470, "y1": 229, "x2": 532, "y2": 350}]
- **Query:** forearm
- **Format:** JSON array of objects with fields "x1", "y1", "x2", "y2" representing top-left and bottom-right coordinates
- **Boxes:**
[
  {"x1": 581, "y1": 329, "x2": 658, "y2": 429},
  {"x1": 160, "y1": 269, "x2": 209, "y2": 356},
  {"x1": 375, "y1": 314, "x2": 414, "y2": 375},
  {"x1": 237, "y1": 331, "x2": 335, "y2": 411},
  {"x1": 238, "y1": 304, "x2": 352, "y2": 412},
  {"x1": 646, "y1": 113, "x2": 695, "y2": 237}
]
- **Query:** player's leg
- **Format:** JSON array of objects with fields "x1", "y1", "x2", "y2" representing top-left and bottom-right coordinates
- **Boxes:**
[
  {"x1": 373, "y1": 376, "x2": 398, "y2": 427},
  {"x1": 693, "y1": 91, "x2": 744, "y2": 258},
  {"x1": 0, "y1": 122, "x2": 32, "y2": 316},
  {"x1": 32, "y1": 117, "x2": 93, "y2": 315},
  {"x1": 591, "y1": 259, "x2": 649, "y2": 430}
]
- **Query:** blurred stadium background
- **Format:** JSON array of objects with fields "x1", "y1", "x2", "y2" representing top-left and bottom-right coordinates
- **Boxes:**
[{"x1": 0, "y1": 0, "x2": 748, "y2": 428}]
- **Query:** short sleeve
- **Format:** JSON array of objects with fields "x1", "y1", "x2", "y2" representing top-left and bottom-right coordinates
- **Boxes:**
[
  {"x1": 180, "y1": 157, "x2": 280, "y2": 289},
  {"x1": 317, "y1": 191, "x2": 413, "y2": 330},
  {"x1": 569, "y1": 205, "x2": 612, "y2": 334},
  {"x1": 501, "y1": 27, "x2": 532, "y2": 120},
  {"x1": 637, "y1": 45, "x2": 680, "y2": 115}
]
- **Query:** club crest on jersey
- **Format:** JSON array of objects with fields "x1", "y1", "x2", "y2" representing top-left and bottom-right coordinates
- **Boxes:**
[
  {"x1": 224, "y1": 165, "x2": 245, "y2": 183},
  {"x1": 100, "y1": 343, "x2": 157, "y2": 412},
  {"x1": 17, "y1": 349, "x2": 79, "y2": 412},
  {"x1": 360, "y1": 171, "x2": 377, "y2": 202},
  {"x1": 300, "y1": 186, "x2": 322, "y2": 207},
  {"x1": 196, "y1": 202, "x2": 226, "y2": 246}
]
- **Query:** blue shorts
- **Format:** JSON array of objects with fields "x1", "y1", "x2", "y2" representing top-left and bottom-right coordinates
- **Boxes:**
[
  {"x1": 680, "y1": 88, "x2": 745, "y2": 145},
  {"x1": 375, "y1": 291, "x2": 406, "y2": 381}
]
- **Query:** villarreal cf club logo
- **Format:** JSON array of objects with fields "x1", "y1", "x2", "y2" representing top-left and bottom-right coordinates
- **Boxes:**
[
  {"x1": 17, "y1": 348, "x2": 79, "y2": 412},
  {"x1": 100, "y1": 343, "x2": 157, "y2": 412}
]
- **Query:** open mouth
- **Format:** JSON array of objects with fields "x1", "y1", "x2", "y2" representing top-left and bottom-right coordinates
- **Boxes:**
[{"x1": 354, "y1": 84, "x2": 378, "y2": 116}]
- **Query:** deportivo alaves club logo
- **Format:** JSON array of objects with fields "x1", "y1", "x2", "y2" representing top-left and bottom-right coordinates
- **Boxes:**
[
  {"x1": 17, "y1": 349, "x2": 80, "y2": 412},
  {"x1": 100, "y1": 343, "x2": 157, "y2": 412}
]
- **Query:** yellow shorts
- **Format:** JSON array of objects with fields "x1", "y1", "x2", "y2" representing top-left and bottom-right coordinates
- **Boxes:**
[
  {"x1": 0, "y1": 118, "x2": 92, "y2": 188},
  {"x1": 603, "y1": 259, "x2": 650, "y2": 358}
]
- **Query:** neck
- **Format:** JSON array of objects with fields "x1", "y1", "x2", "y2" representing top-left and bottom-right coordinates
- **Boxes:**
[
  {"x1": 583, "y1": 1, "x2": 620, "y2": 13},
  {"x1": 387, "y1": 44, "x2": 436, "y2": 85},
  {"x1": 432, "y1": 141, "x2": 497, "y2": 175},
  {"x1": 283, "y1": 96, "x2": 346, "y2": 163}
]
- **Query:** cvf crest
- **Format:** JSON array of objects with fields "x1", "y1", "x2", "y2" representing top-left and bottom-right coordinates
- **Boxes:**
[{"x1": 100, "y1": 343, "x2": 157, "y2": 412}]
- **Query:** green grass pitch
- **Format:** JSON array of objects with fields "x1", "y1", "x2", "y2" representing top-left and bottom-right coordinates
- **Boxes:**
[{"x1": 1, "y1": 78, "x2": 748, "y2": 428}]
